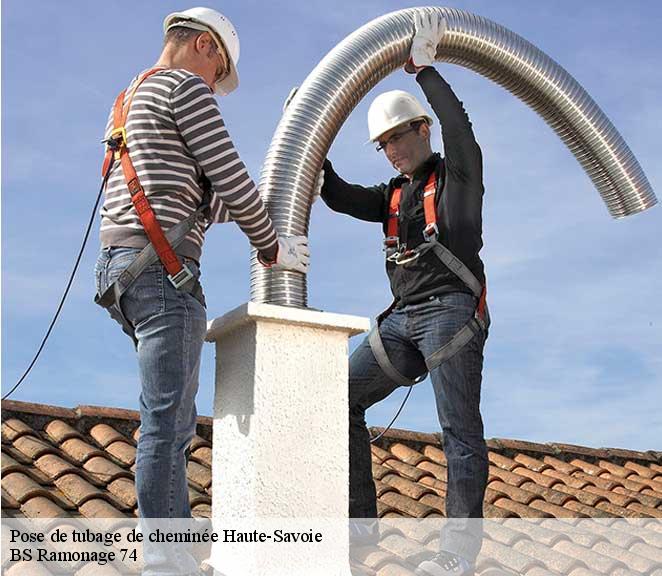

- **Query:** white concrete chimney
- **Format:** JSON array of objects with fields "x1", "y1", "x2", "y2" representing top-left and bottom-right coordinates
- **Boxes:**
[{"x1": 205, "y1": 302, "x2": 370, "y2": 575}]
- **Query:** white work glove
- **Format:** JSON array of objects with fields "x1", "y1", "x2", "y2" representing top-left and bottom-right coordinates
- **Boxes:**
[
  {"x1": 405, "y1": 11, "x2": 447, "y2": 74},
  {"x1": 273, "y1": 235, "x2": 310, "y2": 274},
  {"x1": 311, "y1": 169, "x2": 324, "y2": 204}
]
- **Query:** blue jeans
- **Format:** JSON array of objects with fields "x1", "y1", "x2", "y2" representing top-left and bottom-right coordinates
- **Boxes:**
[
  {"x1": 95, "y1": 247, "x2": 207, "y2": 575},
  {"x1": 349, "y1": 292, "x2": 488, "y2": 562}
]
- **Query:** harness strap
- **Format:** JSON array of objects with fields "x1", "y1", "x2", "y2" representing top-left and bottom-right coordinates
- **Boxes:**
[
  {"x1": 368, "y1": 325, "x2": 420, "y2": 387},
  {"x1": 373, "y1": 168, "x2": 490, "y2": 376},
  {"x1": 95, "y1": 205, "x2": 207, "y2": 308},
  {"x1": 106, "y1": 67, "x2": 194, "y2": 287}
]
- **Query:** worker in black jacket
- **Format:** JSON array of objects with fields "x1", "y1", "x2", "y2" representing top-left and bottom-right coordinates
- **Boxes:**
[{"x1": 318, "y1": 13, "x2": 489, "y2": 576}]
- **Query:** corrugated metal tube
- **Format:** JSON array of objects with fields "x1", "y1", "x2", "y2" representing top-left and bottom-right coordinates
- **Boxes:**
[{"x1": 250, "y1": 7, "x2": 656, "y2": 308}]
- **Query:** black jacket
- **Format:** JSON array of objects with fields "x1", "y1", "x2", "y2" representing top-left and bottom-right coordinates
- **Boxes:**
[{"x1": 321, "y1": 67, "x2": 485, "y2": 306}]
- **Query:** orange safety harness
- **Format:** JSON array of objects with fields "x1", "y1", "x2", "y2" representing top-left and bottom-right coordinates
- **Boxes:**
[
  {"x1": 101, "y1": 67, "x2": 194, "y2": 290},
  {"x1": 368, "y1": 170, "x2": 490, "y2": 383}
]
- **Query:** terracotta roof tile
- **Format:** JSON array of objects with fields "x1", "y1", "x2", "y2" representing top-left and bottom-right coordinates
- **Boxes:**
[
  {"x1": 379, "y1": 492, "x2": 436, "y2": 518},
  {"x1": 489, "y1": 466, "x2": 528, "y2": 487},
  {"x1": 512, "y1": 467, "x2": 562, "y2": 489},
  {"x1": 488, "y1": 480, "x2": 539, "y2": 505},
  {"x1": 418, "y1": 475, "x2": 447, "y2": 496},
  {"x1": 43, "y1": 419, "x2": 84, "y2": 444},
  {"x1": 553, "y1": 540, "x2": 626, "y2": 574},
  {"x1": 416, "y1": 460, "x2": 447, "y2": 481},
  {"x1": 613, "y1": 486, "x2": 661, "y2": 509},
  {"x1": 3, "y1": 472, "x2": 55, "y2": 504},
  {"x1": 483, "y1": 502, "x2": 517, "y2": 518},
  {"x1": 352, "y1": 546, "x2": 396, "y2": 571},
  {"x1": 12, "y1": 434, "x2": 58, "y2": 460},
  {"x1": 592, "y1": 541, "x2": 660, "y2": 573},
  {"x1": 107, "y1": 477, "x2": 137, "y2": 508},
  {"x1": 629, "y1": 542, "x2": 662, "y2": 563},
  {"x1": 492, "y1": 498, "x2": 551, "y2": 518},
  {"x1": 78, "y1": 498, "x2": 129, "y2": 518},
  {"x1": 422, "y1": 445, "x2": 447, "y2": 466},
  {"x1": 599, "y1": 473, "x2": 651, "y2": 493},
  {"x1": 373, "y1": 463, "x2": 393, "y2": 481},
  {"x1": 529, "y1": 499, "x2": 585, "y2": 518},
  {"x1": 570, "y1": 459, "x2": 604, "y2": 476},
  {"x1": 594, "y1": 500, "x2": 643, "y2": 518},
  {"x1": 375, "y1": 479, "x2": 397, "y2": 498},
  {"x1": 382, "y1": 474, "x2": 434, "y2": 500},
  {"x1": 2, "y1": 418, "x2": 36, "y2": 442},
  {"x1": 626, "y1": 502, "x2": 662, "y2": 518},
  {"x1": 621, "y1": 475, "x2": 662, "y2": 493},
  {"x1": 105, "y1": 440, "x2": 136, "y2": 466},
  {"x1": 190, "y1": 434, "x2": 211, "y2": 452},
  {"x1": 562, "y1": 500, "x2": 616, "y2": 518},
  {"x1": 514, "y1": 454, "x2": 552, "y2": 473},
  {"x1": 389, "y1": 443, "x2": 427, "y2": 466},
  {"x1": 489, "y1": 453, "x2": 519, "y2": 471},
  {"x1": 53, "y1": 473, "x2": 128, "y2": 510},
  {"x1": 573, "y1": 472, "x2": 624, "y2": 491},
  {"x1": 383, "y1": 459, "x2": 433, "y2": 483},
  {"x1": 192, "y1": 502, "x2": 212, "y2": 518},
  {"x1": 83, "y1": 456, "x2": 131, "y2": 484},
  {"x1": 378, "y1": 532, "x2": 434, "y2": 565},
  {"x1": 418, "y1": 493, "x2": 445, "y2": 513},
  {"x1": 597, "y1": 460, "x2": 637, "y2": 479},
  {"x1": 519, "y1": 481, "x2": 576, "y2": 506},
  {"x1": 191, "y1": 446, "x2": 212, "y2": 467},
  {"x1": 481, "y1": 539, "x2": 545, "y2": 573},
  {"x1": 650, "y1": 464, "x2": 662, "y2": 476},
  {"x1": 553, "y1": 483, "x2": 609, "y2": 507},
  {"x1": 513, "y1": 539, "x2": 584, "y2": 573},
  {"x1": 20, "y1": 495, "x2": 69, "y2": 519},
  {"x1": 59, "y1": 437, "x2": 107, "y2": 465},
  {"x1": 584, "y1": 485, "x2": 638, "y2": 508},
  {"x1": 542, "y1": 469, "x2": 590, "y2": 489},
  {"x1": 3, "y1": 454, "x2": 51, "y2": 485},
  {"x1": 372, "y1": 445, "x2": 392, "y2": 463},
  {"x1": 483, "y1": 522, "x2": 529, "y2": 546},
  {"x1": 188, "y1": 486, "x2": 211, "y2": 508},
  {"x1": 543, "y1": 456, "x2": 581, "y2": 475},
  {"x1": 187, "y1": 460, "x2": 212, "y2": 490},
  {"x1": 89, "y1": 423, "x2": 132, "y2": 448},
  {"x1": 34, "y1": 453, "x2": 84, "y2": 482},
  {"x1": 2, "y1": 488, "x2": 21, "y2": 510},
  {"x1": 484, "y1": 487, "x2": 503, "y2": 505}
]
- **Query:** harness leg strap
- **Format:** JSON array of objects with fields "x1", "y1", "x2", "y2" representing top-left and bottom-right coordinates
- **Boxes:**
[
  {"x1": 368, "y1": 325, "x2": 422, "y2": 387},
  {"x1": 424, "y1": 317, "x2": 484, "y2": 371}
]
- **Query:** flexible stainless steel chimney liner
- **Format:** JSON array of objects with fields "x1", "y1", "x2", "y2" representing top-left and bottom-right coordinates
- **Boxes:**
[{"x1": 250, "y1": 7, "x2": 656, "y2": 308}]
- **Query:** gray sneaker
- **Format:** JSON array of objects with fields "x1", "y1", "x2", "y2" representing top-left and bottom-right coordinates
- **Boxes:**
[{"x1": 416, "y1": 551, "x2": 474, "y2": 576}]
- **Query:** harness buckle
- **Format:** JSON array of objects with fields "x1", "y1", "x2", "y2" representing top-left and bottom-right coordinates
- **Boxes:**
[
  {"x1": 394, "y1": 249, "x2": 421, "y2": 266},
  {"x1": 168, "y1": 264, "x2": 195, "y2": 289},
  {"x1": 103, "y1": 127, "x2": 127, "y2": 160},
  {"x1": 422, "y1": 223, "x2": 439, "y2": 242}
]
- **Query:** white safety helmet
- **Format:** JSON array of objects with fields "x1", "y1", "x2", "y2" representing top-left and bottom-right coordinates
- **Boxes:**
[
  {"x1": 164, "y1": 7, "x2": 240, "y2": 96},
  {"x1": 367, "y1": 90, "x2": 433, "y2": 142}
]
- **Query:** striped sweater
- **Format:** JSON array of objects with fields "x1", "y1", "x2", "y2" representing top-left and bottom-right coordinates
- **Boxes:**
[{"x1": 100, "y1": 68, "x2": 278, "y2": 263}]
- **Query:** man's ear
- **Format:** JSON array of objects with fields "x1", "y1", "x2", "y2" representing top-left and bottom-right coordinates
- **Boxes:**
[
  {"x1": 419, "y1": 122, "x2": 431, "y2": 139},
  {"x1": 194, "y1": 32, "x2": 211, "y2": 54}
]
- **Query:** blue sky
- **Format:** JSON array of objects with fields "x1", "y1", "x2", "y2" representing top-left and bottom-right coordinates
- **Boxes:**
[{"x1": 2, "y1": 1, "x2": 660, "y2": 451}]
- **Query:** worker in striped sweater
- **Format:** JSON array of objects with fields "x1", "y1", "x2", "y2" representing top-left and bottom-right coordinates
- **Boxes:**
[{"x1": 94, "y1": 8, "x2": 309, "y2": 574}]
